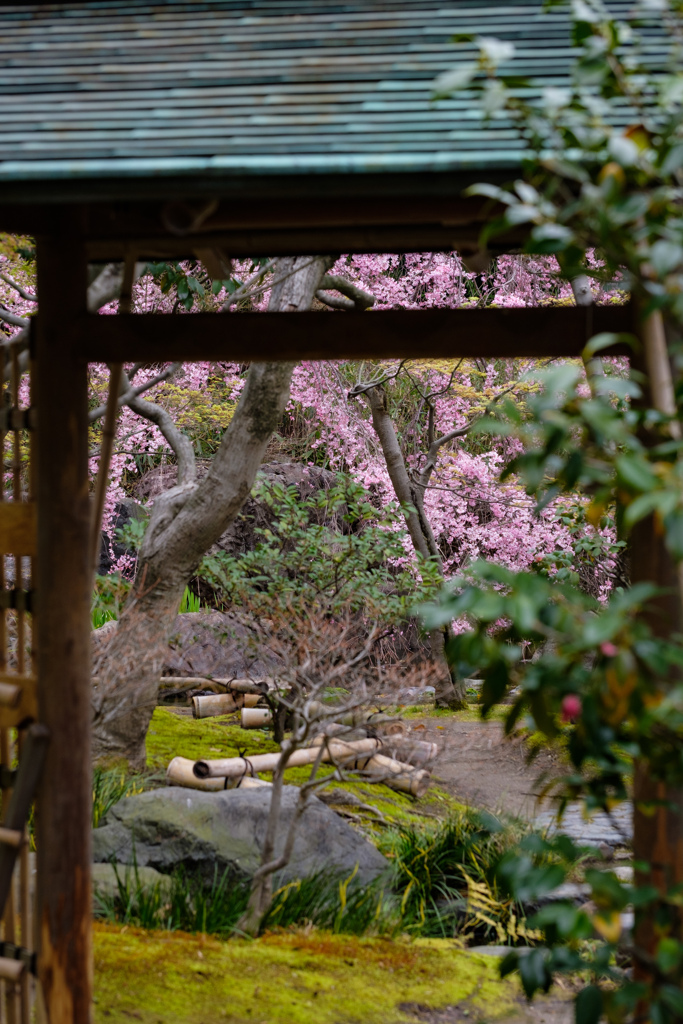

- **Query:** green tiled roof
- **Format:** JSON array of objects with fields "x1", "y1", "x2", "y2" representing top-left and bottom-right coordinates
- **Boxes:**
[{"x1": 0, "y1": 1, "x2": 667, "y2": 190}]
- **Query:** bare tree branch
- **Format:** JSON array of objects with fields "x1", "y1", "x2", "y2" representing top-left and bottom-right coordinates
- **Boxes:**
[
  {"x1": 315, "y1": 290, "x2": 355, "y2": 311},
  {"x1": 316, "y1": 274, "x2": 375, "y2": 312},
  {"x1": 0, "y1": 273, "x2": 37, "y2": 302},
  {"x1": 0, "y1": 307, "x2": 29, "y2": 328},
  {"x1": 88, "y1": 363, "x2": 182, "y2": 424},
  {"x1": 220, "y1": 258, "x2": 281, "y2": 311},
  {"x1": 347, "y1": 360, "x2": 406, "y2": 398},
  {"x1": 125, "y1": 384, "x2": 196, "y2": 487},
  {"x1": 221, "y1": 256, "x2": 333, "y2": 313},
  {"x1": 88, "y1": 261, "x2": 148, "y2": 312}
]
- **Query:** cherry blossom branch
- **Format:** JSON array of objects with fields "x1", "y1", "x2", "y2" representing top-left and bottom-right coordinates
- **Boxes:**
[{"x1": 416, "y1": 378, "x2": 526, "y2": 497}]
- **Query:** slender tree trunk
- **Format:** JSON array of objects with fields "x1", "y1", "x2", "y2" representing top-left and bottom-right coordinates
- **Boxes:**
[
  {"x1": 631, "y1": 310, "x2": 683, "y2": 991},
  {"x1": 92, "y1": 256, "x2": 332, "y2": 767},
  {"x1": 363, "y1": 386, "x2": 464, "y2": 708}
]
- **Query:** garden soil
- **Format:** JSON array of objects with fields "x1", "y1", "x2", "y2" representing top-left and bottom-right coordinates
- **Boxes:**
[{"x1": 408, "y1": 717, "x2": 561, "y2": 822}]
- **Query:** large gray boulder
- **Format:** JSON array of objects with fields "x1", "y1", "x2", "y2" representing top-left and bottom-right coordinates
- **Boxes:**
[{"x1": 93, "y1": 786, "x2": 389, "y2": 886}]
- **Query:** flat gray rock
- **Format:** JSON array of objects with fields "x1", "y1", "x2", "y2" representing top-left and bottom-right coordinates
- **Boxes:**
[
  {"x1": 93, "y1": 786, "x2": 388, "y2": 886},
  {"x1": 535, "y1": 802, "x2": 632, "y2": 848}
]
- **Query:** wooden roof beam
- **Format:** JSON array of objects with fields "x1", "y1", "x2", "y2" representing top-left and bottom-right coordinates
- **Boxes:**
[{"x1": 68, "y1": 305, "x2": 634, "y2": 363}]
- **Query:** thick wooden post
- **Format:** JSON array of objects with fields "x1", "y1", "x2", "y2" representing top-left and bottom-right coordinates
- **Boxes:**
[
  {"x1": 35, "y1": 220, "x2": 92, "y2": 1024},
  {"x1": 631, "y1": 310, "x2": 683, "y2": 987}
]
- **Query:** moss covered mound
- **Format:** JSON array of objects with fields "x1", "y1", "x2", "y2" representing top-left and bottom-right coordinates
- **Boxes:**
[{"x1": 94, "y1": 924, "x2": 519, "y2": 1024}]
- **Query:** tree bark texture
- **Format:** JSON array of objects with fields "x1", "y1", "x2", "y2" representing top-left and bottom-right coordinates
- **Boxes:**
[
  {"x1": 630, "y1": 309, "x2": 683, "y2": 987},
  {"x1": 35, "y1": 222, "x2": 94, "y2": 1024},
  {"x1": 363, "y1": 386, "x2": 464, "y2": 708},
  {"x1": 92, "y1": 256, "x2": 332, "y2": 767}
]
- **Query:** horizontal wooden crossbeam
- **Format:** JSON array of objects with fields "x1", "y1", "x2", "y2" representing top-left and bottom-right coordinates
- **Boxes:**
[{"x1": 70, "y1": 304, "x2": 634, "y2": 363}]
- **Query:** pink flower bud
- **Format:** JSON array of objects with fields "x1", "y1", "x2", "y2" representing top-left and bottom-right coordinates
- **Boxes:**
[
  {"x1": 561, "y1": 694, "x2": 582, "y2": 722},
  {"x1": 600, "y1": 642, "x2": 618, "y2": 657}
]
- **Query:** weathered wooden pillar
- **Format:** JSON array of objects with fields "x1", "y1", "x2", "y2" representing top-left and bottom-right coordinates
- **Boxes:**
[
  {"x1": 631, "y1": 310, "x2": 683, "y2": 988},
  {"x1": 35, "y1": 217, "x2": 92, "y2": 1024}
]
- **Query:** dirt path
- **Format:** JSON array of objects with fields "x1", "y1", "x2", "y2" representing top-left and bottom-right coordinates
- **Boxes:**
[{"x1": 410, "y1": 716, "x2": 560, "y2": 822}]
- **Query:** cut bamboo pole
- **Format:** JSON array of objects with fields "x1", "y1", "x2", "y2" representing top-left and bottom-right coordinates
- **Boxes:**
[
  {"x1": 158, "y1": 676, "x2": 278, "y2": 697},
  {"x1": 191, "y1": 693, "x2": 261, "y2": 718},
  {"x1": 166, "y1": 757, "x2": 227, "y2": 791},
  {"x1": 166, "y1": 758, "x2": 275, "y2": 792},
  {"x1": 380, "y1": 738, "x2": 438, "y2": 769},
  {"x1": 240, "y1": 707, "x2": 272, "y2": 729},
  {"x1": 193, "y1": 737, "x2": 381, "y2": 780},
  {"x1": 0, "y1": 830, "x2": 23, "y2": 851},
  {"x1": 0, "y1": 964, "x2": 22, "y2": 985},
  {"x1": 359, "y1": 753, "x2": 431, "y2": 798},
  {"x1": 236, "y1": 776, "x2": 271, "y2": 790}
]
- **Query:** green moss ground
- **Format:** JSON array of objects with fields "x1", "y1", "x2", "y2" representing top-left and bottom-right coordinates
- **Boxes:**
[
  {"x1": 144, "y1": 708, "x2": 464, "y2": 829},
  {"x1": 146, "y1": 708, "x2": 280, "y2": 769},
  {"x1": 94, "y1": 924, "x2": 519, "y2": 1024}
]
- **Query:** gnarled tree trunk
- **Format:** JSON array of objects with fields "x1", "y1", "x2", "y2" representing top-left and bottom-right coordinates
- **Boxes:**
[
  {"x1": 363, "y1": 385, "x2": 465, "y2": 709},
  {"x1": 92, "y1": 256, "x2": 332, "y2": 767}
]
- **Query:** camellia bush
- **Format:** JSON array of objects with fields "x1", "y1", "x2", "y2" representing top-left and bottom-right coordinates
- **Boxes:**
[{"x1": 423, "y1": 1, "x2": 683, "y2": 1020}]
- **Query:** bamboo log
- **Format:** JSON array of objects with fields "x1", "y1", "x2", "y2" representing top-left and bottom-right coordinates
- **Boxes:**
[
  {"x1": 0, "y1": 828, "x2": 23, "y2": 850},
  {"x1": 236, "y1": 776, "x2": 271, "y2": 789},
  {"x1": 374, "y1": 721, "x2": 407, "y2": 738},
  {"x1": 166, "y1": 759, "x2": 273, "y2": 793},
  {"x1": 160, "y1": 678, "x2": 227, "y2": 696},
  {"x1": 380, "y1": 738, "x2": 438, "y2": 769},
  {"x1": 166, "y1": 757, "x2": 227, "y2": 791},
  {"x1": 191, "y1": 693, "x2": 261, "y2": 718},
  {"x1": 193, "y1": 737, "x2": 381, "y2": 780},
  {"x1": 240, "y1": 707, "x2": 272, "y2": 729},
  {"x1": 359, "y1": 753, "x2": 431, "y2": 798},
  {"x1": 0, "y1": 961, "x2": 23, "y2": 984},
  {"x1": 159, "y1": 676, "x2": 278, "y2": 697}
]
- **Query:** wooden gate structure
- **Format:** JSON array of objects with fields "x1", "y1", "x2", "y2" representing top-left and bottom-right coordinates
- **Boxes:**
[{"x1": 0, "y1": 2, "x2": 677, "y2": 1022}]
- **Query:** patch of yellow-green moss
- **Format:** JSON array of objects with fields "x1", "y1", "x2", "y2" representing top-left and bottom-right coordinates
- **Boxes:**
[
  {"x1": 94, "y1": 924, "x2": 520, "y2": 1024},
  {"x1": 145, "y1": 708, "x2": 279, "y2": 769}
]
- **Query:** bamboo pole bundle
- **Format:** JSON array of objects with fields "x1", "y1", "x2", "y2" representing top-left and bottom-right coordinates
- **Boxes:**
[
  {"x1": 193, "y1": 737, "x2": 381, "y2": 780},
  {"x1": 192, "y1": 692, "x2": 261, "y2": 718},
  {"x1": 240, "y1": 707, "x2": 272, "y2": 729}
]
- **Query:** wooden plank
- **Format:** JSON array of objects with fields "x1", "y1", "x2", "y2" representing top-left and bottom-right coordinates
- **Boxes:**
[
  {"x1": 0, "y1": 505, "x2": 36, "y2": 557},
  {"x1": 35, "y1": 220, "x2": 92, "y2": 1024},
  {"x1": 71, "y1": 304, "x2": 634, "y2": 363}
]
